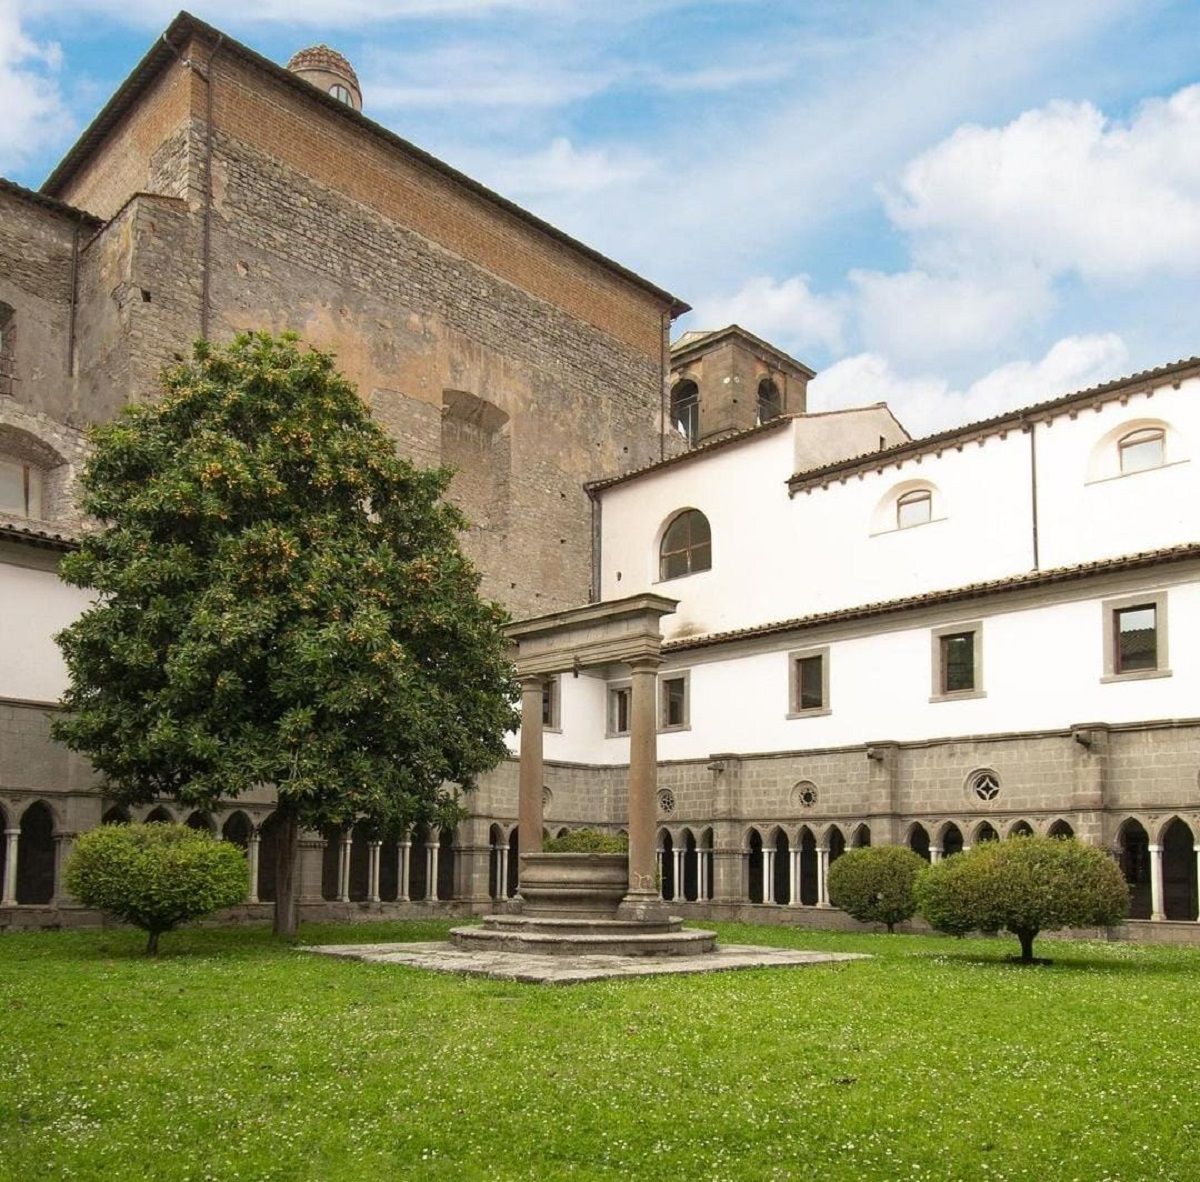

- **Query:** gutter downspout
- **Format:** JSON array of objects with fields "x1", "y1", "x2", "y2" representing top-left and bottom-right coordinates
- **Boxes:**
[
  {"x1": 586, "y1": 485, "x2": 601, "y2": 603},
  {"x1": 1027, "y1": 417, "x2": 1040, "y2": 571}
]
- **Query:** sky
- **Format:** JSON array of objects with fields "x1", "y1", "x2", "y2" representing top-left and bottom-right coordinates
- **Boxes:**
[{"x1": 3, "y1": 0, "x2": 1199, "y2": 436}]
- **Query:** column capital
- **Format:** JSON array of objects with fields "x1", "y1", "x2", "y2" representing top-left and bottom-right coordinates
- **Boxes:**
[
  {"x1": 519, "y1": 674, "x2": 547, "y2": 690},
  {"x1": 627, "y1": 654, "x2": 661, "y2": 674}
]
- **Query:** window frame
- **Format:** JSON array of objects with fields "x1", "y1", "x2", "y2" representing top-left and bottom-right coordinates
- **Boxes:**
[
  {"x1": 930, "y1": 621, "x2": 985, "y2": 702},
  {"x1": 1117, "y1": 427, "x2": 1165, "y2": 475},
  {"x1": 541, "y1": 675, "x2": 562, "y2": 732},
  {"x1": 329, "y1": 83, "x2": 354, "y2": 105},
  {"x1": 0, "y1": 456, "x2": 43, "y2": 520},
  {"x1": 669, "y1": 380, "x2": 700, "y2": 446},
  {"x1": 658, "y1": 508, "x2": 712, "y2": 582},
  {"x1": 756, "y1": 378, "x2": 783, "y2": 425},
  {"x1": 787, "y1": 646, "x2": 831, "y2": 718},
  {"x1": 606, "y1": 680, "x2": 632, "y2": 737},
  {"x1": 658, "y1": 670, "x2": 691, "y2": 733},
  {"x1": 1101, "y1": 591, "x2": 1170, "y2": 682},
  {"x1": 896, "y1": 488, "x2": 933, "y2": 530}
]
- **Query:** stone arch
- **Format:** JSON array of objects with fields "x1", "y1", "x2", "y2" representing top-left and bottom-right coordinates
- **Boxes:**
[
  {"x1": 1160, "y1": 816, "x2": 1197, "y2": 921},
  {"x1": 185, "y1": 810, "x2": 216, "y2": 833},
  {"x1": 681, "y1": 827, "x2": 699, "y2": 902},
  {"x1": 827, "y1": 824, "x2": 846, "y2": 868},
  {"x1": 1047, "y1": 818, "x2": 1075, "y2": 839},
  {"x1": 939, "y1": 822, "x2": 964, "y2": 858},
  {"x1": 0, "y1": 423, "x2": 66, "y2": 520},
  {"x1": 1117, "y1": 818, "x2": 1151, "y2": 919},
  {"x1": 556, "y1": 827, "x2": 571, "y2": 840},
  {"x1": 973, "y1": 820, "x2": 1000, "y2": 845},
  {"x1": 670, "y1": 378, "x2": 700, "y2": 444},
  {"x1": 657, "y1": 508, "x2": 712, "y2": 581},
  {"x1": 873, "y1": 477, "x2": 940, "y2": 533},
  {"x1": 907, "y1": 822, "x2": 931, "y2": 863},
  {"x1": 850, "y1": 823, "x2": 871, "y2": 848},
  {"x1": 1087, "y1": 415, "x2": 1174, "y2": 481},
  {"x1": 440, "y1": 389, "x2": 511, "y2": 531},
  {"x1": 772, "y1": 826, "x2": 791, "y2": 906},
  {"x1": 144, "y1": 805, "x2": 175, "y2": 824},
  {"x1": 798, "y1": 825, "x2": 818, "y2": 906},
  {"x1": 756, "y1": 377, "x2": 782, "y2": 424},
  {"x1": 221, "y1": 810, "x2": 253, "y2": 848},
  {"x1": 16, "y1": 800, "x2": 56, "y2": 904},
  {"x1": 746, "y1": 827, "x2": 764, "y2": 904},
  {"x1": 659, "y1": 827, "x2": 676, "y2": 901},
  {"x1": 101, "y1": 804, "x2": 131, "y2": 825},
  {"x1": 1007, "y1": 819, "x2": 1034, "y2": 838}
]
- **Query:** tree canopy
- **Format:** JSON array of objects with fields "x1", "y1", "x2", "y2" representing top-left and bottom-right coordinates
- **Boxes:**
[
  {"x1": 54, "y1": 333, "x2": 519, "y2": 933},
  {"x1": 827, "y1": 845, "x2": 926, "y2": 932}
]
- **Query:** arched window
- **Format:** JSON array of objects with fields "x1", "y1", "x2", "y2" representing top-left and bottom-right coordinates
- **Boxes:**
[
  {"x1": 659, "y1": 509, "x2": 711, "y2": 580},
  {"x1": 756, "y1": 378, "x2": 782, "y2": 425},
  {"x1": 670, "y1": 380, "x2": 700, "y2": 446},
  {"x1": 896, "y1": 488, "x2": 932, "y2": 529},
  {"x1": 329, "y1": 83, "x2": 354, "y2": 105},
  {"x1": 1118, "y1": 427, "x2": 1164, "y2": 474}
]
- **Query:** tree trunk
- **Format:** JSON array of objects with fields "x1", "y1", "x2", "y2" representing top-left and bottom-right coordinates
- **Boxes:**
[
  {"x1": 146, "y1": 928, "x2": 161, "y2": 956},
  {"x1": 1016, "y1": 928, "x2": 1037, "y2": 963},
  {"x1": 886, "y1": 921, "x2": 895, "y2": 933},
  {"x1": 273, "y1": 803, "x2": 300, "y2": 939}
]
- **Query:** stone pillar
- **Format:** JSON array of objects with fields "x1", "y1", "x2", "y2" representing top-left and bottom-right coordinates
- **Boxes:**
[
  {"x1": 620, "y1": 656, "x2": 665, "y2": 919},
  {"x1": 788, "y1": 850, "x2": 799, "y2": 907},
  {"x1": 427, "y1": 838, "x2": 440, "y2": 902},
  {"x1": 53, "y1": 833, "x2": 75, "y2": 905},
  {"x1": 656, "y1": 846, "x2": 665, "y2": 899},
  {"x1": 817, "y1": 847, "x2": 830, "y2": 907},
  {"x1": 1150, "y1": 843, "x2": 1165, "y2": 921},
  {"x1": 1194, "y1": 844, "x2": 1200, "y2": 923},
  {"x1": 674, "y1": 848, "x2": 685, "y2": 902},
  {"x1": 298, "y1": 832, "x2": 326, "y2": 903},
  {"x1": 764, "y1": 849, "x2": 775, "y2": 904},
  {"x1": 930, "y1": 845, "x2": 942, "y2": 865},
  {"x1": 518, "y1": 677, "x2": 545, "y2": 862},
  {"x1": 397, "y1": 834, "x2": 411, "y2": 903},
  {"x1": 338, "y1": 832, "x2": 352, "y2": 903},
  {"x1": 247, "y1": 831, "x2": 261, "y2": 905},
  {"x1": 368, "y1": 840, "x2": 382, "y2": 903},
  {"x1": 2, "y1": 829, "x2": 18, "y2": 905},
  {"x1": 498, "y1": 845, "x2": 509, "y2": 900}
]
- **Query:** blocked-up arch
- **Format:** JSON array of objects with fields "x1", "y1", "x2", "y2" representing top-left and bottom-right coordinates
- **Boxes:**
[
  {"x1": 873, "y1": 478, "x2": 940, "y2": 533},
  {"x1": 1087, "y1": 416, "x2": 1174, "y2": 481}
]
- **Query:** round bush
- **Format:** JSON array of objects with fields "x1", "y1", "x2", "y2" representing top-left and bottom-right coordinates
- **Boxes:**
[
  {"x1": 542, "y1": 829, "x2": 629, "y2": 854},
  {"x1": 916, "y1": 834, "x2": 1128, "y2": 962},
  {"x1": 66, "y1": 822, "x2": 248, "y2": 954},
  {"x1": 827, "y1": 845, "x2": 927, "y2": 932}
]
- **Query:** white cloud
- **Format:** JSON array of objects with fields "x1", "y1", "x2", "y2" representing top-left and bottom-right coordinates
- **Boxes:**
[
  {"x1": 850, "y1": 266, "x2": 1054, "y2": 368},
  {"x1": 810, "y1": 333, "x2": 1130, "y2": 436},
  {"x1": 690, "y1": 275, "x2": 845, "y2": 356},
  {"x1": 468, "y1": 137, "x2": 653, "y2": 199},
  {"x1": 0, "y1": 0, "x2": 70, "y2": 169},
  {"x1": 887, "y1": 85, "x2": 1200, "y2": 281}
]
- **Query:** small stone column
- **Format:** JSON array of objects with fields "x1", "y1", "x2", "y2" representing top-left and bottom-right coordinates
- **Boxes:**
[
  {"x1": 620, "y1": 655, "x2": 664, "y2": 918},
  {"x1": 518, "y1": 677, "x2": 545, "y2": 863},
  {"x1": 498, "y1": 844, "x2": 509, "y2": 900},
  {"x1": 397, "y1": 833, "x2": 411, "y2": 903},
  {"x1": 1150, "y1": 843, "x2": 1165, "y2": 921},
  {"x1": 338, "y1": 831, "x2": 352, "y2": 903},
  {"x1": 656, "y1": 846, "x2": 665, "y2": 899},
  {"x1": 427, "y1": 837, "x2": 440, "y2": 902},
  {"x1": 930, "y1": 845, "x2": 943, "y2": 865},
  {"x1": 246, "y1": 830, "x2": 261, "y2": 905},
  {"x1": 674, "y1": 848, "x2": 685, "y2": 902},
  {"x1": 368, "y1": 840, "x2": 382, "y2": 903},
  {"x1": 816, "y1": 847, "x2": 831, "y2": 907},
  {"x1": 1194, "y1": 844, "x2": 1200, "y2": 923},
  {"x1": 764, "y1": 848, "x2": 775, "y2": 904},
  {"x1": 788, "y1": 850, "x2": 800, "y2": 907},
  {"x1": 2, "y1": 829, "x2": 18, "y2": 906}
]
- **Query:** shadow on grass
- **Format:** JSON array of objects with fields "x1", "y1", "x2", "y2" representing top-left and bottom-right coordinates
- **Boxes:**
[{"x1": 910, "y1": 943, "x2": 1200, "y2": 977}]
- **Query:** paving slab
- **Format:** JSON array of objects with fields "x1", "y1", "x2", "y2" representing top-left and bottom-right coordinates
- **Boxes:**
[{"x1": 302, "y1": 940, "x2": 869, "y2": 984}]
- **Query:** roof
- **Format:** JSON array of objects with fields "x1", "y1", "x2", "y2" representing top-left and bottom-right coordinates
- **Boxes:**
[
  {"x1": 0, "y1": 176, "x2": 101, "y2": 226},
  {"x1": 789, "y1": 355, "x2": 1200, "y2": 494},
  {"x1": 671, "y1": 324, "x2": 816, "y2": 378},
  {"x1": 41, "y1": 11, "x2": 689, "y2": 318},
  {"x1": 664, "y1": 542, "x2": 1200, "y2": 653},
  {"x1": 286, "y1": 45, "x2": 360, "y2": 89},
  {"x1": 0, "y1": 520, "x2": 80, "y2": 551},
  {"x1": 585, "y1": 412, "x2": 796, "y2": 495}
]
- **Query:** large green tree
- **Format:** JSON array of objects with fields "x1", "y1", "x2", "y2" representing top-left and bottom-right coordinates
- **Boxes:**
[{"x1": 54, "y1": 333, "x2": 519, "y2": 936}]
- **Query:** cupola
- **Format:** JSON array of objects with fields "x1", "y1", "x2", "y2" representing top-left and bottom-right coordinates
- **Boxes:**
[{"x1": 286, "y1": 45, "x2": 362, "y2": 112}]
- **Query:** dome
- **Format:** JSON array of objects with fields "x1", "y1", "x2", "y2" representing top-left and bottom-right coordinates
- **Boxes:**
[{"x1": 286, "y1": 45, "x2": 362, "y2": 111}]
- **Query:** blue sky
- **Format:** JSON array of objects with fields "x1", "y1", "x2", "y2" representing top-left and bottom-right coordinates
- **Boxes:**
[{"x1": 3, "y1": 0, "x2": 1199, "y2": 433}]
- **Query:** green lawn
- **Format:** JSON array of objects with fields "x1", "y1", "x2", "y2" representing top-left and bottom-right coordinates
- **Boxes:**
[{"x1": 1, "y1": 920, "x2": 1197, "y2": 1181}]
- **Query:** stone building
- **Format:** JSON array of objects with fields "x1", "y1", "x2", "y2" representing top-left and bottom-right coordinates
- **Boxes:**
[{"x1": 1, "y1": 13, "x2": 1198, "y2": 939}]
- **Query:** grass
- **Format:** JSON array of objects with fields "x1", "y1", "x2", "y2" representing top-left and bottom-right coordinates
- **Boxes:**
[{"x1": 2, "y1": 920, "x2": 1198, "y2": 1181}]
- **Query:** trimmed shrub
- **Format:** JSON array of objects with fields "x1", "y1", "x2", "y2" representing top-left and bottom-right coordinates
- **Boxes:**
[
  {"x1": 543, "y1": 829, "x2": 629, "y2": 854},
  {"x1": 827, "y1": 845, "x2": 926, "y2": 932},
  {"x1": 916, "y1": 835, "x2": 1129, "y2": 962},
  {"x1": 66, "y1": 822, "x2": 248, "y2": 954}
]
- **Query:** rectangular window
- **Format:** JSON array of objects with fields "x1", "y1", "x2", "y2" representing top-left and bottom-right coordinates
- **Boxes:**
[
  {"x1": 607, "y1": 683, "x2": 631, "y2": 737},
  {"x1": 931, "y1": 623, "x2": 984, "y2": 701},
  {"x1": 788, "y1": 647, "x2": 830, "y2": 717},
  {"x1": 541, "y1": 676, "x2": 560, "y2": 730},
  {"x1": 1103, "y1": 593, "x2": 1169, "y2": 681},
  {"x1": 659, "y1": 672, "x2": 690, "y2": 731}
]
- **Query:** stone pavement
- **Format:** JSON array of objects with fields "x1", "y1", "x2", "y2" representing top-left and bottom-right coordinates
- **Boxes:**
[{"x1": 302, "y1": 940, "x2": 869, "y2": 984}]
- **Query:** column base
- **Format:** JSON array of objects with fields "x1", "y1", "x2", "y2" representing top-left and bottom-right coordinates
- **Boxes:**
[{"x1": 616, "y1": 891, "x2": 672, "y2": 923}]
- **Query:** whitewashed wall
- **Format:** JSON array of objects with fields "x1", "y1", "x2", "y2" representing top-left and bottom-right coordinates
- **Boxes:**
[{"x1": 0, "y1": 554, "x2": 93, "y2": 702}]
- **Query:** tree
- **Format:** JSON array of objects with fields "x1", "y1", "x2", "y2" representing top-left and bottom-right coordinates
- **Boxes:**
[
  {"x1": 66, "y1": 822, "x2": 248, "y2": 954},
  {"x1": 54, "y1": 333, "x2": 519, "y2": 937},
  {"x1": 826, "y1": 845, "x2": 926, "y2": 932},
  {"x1": 916, "y1": 835, "x2": 1129, "y2": 962}
]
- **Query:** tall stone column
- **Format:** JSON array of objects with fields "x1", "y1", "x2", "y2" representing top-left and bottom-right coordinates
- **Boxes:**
[
  {"x1": 1149, "y1": 843, "x2": 1165, "y2": 921},
  {"x1": 2, "y1": 829, "x2": 18, "y2": 905},
  {"x1": 619, "y1": 656, "x2": 666, "y2": 919},
  {"x1": 517, "y1": 677, "x2": 545, "y2": 864}
]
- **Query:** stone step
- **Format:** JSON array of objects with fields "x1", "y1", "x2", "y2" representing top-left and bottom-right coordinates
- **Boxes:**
[{"x1": 449, "y1": 923, "x2": 718, "y2": 958}]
